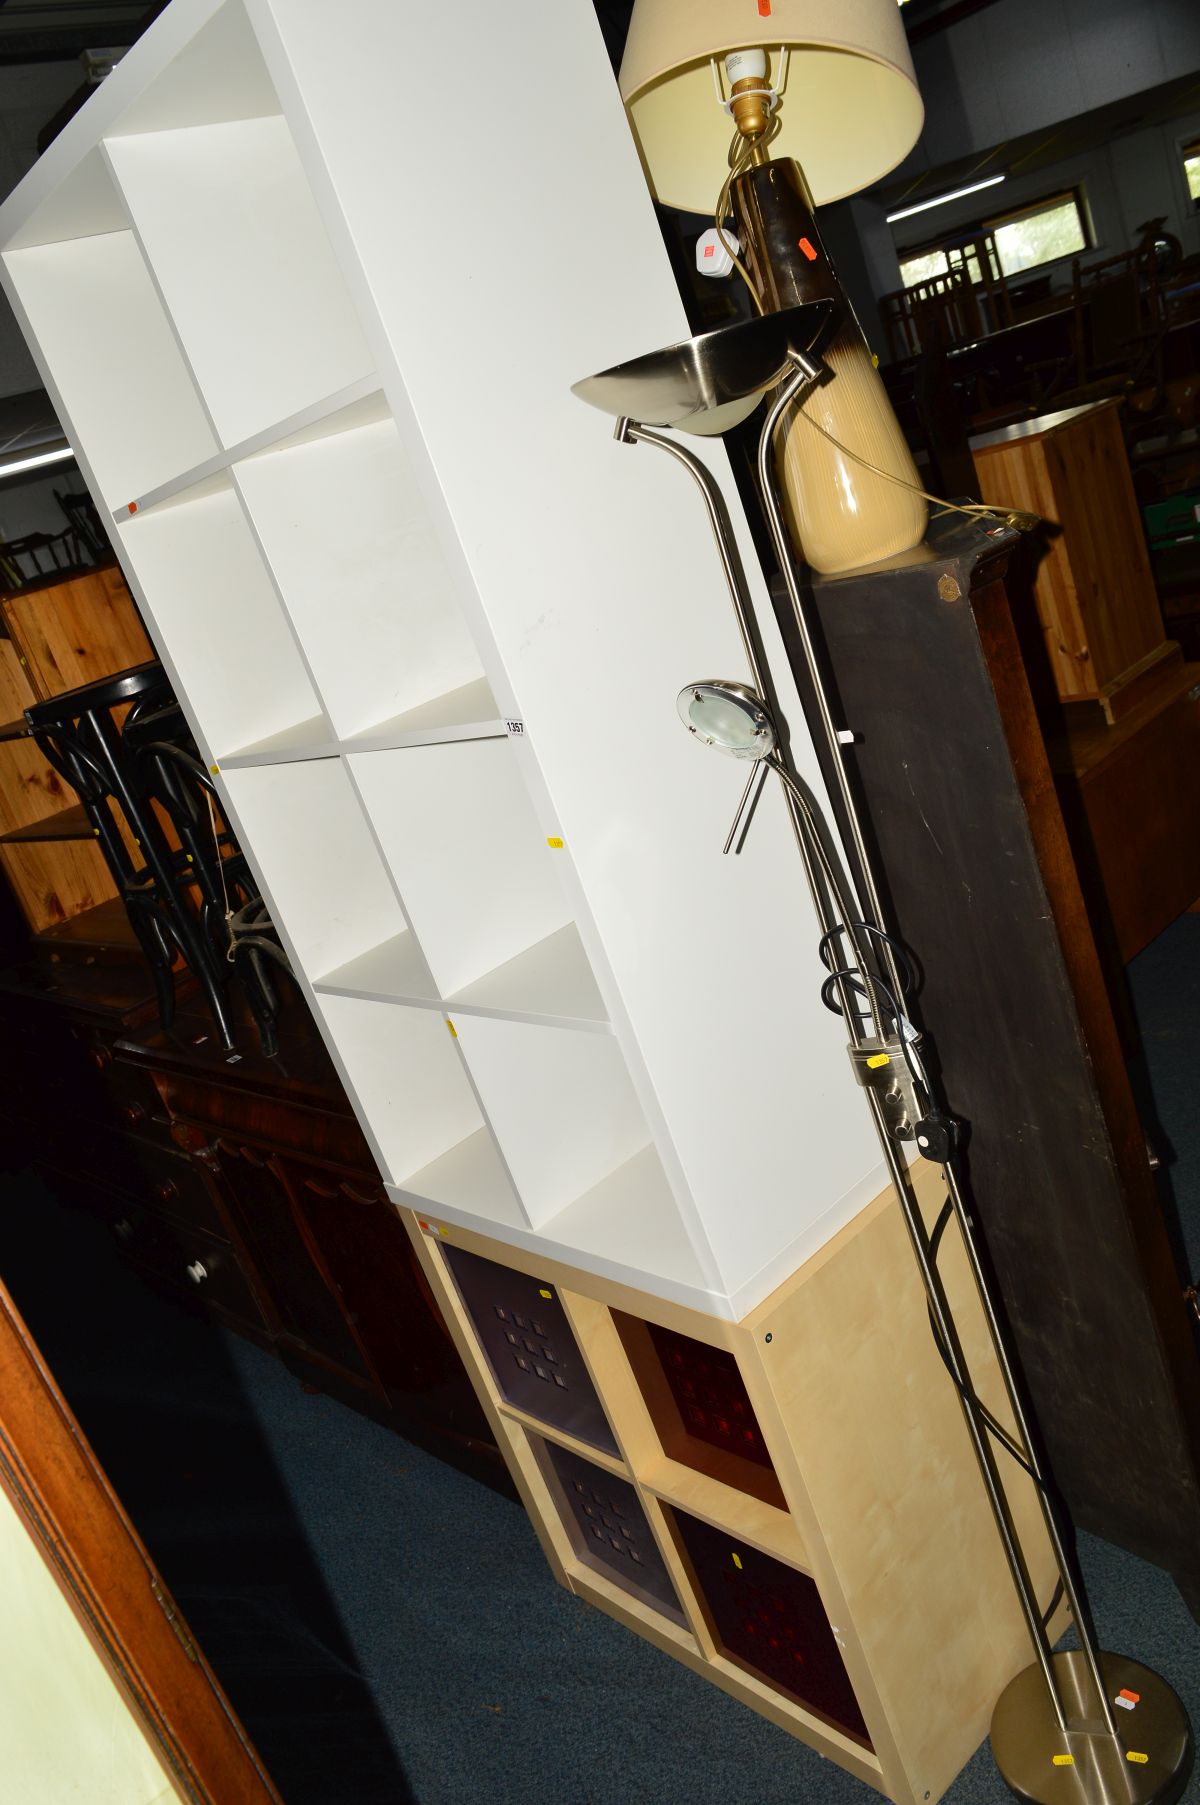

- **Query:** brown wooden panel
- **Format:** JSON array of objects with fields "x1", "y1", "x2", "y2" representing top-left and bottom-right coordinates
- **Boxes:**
[
  {"x1": 1043, "y1": 404, "x2": 1163, "y2": 690},
  {"x1": 2, "y1": 566, "x2": 154, "y2": 701},
  {"x1": 0, "y1": 1276, "x2": 281, "y2": 1805},
  {"x1": 0, "y1": 839, "x2": 118, "y2": 935},
  {"x1": 973, "y1": 401, "x2": 1168, "y2": 707},
  {"x1": 803, "y1": 518, "x2": 1200, "y2": 1603},
  {"x1": 1052, "y1": 665, "x2": 1200, "y2": 963}
]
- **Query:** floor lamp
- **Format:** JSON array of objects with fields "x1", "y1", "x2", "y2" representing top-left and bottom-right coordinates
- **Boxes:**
[
  {"x1": 619, "y1": 0, "x2": 929, "y2": 575},
  {"x1": 572, "y1": 304, "x2": 1193, "y2": 1804}
]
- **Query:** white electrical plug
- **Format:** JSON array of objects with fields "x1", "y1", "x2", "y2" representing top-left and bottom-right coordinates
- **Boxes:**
[{"x1": 696, "y1": 227, "x2": 740, "y2": 279}]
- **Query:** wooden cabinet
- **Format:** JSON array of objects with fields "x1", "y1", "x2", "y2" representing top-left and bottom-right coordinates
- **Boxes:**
[
  {"x1": 0, "y1": 967, "x2": 499, "y2": 1478},
  {"x1": 972, "y1": 399, "x2": 1177, "y2": 720}
]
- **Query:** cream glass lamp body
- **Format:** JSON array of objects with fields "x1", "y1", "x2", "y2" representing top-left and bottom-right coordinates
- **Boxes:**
[{"x1": 620, "y1": 0, "x2": 928, "y2": 575}]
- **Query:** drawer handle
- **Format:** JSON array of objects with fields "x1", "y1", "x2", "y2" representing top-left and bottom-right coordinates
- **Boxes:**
[
  {"x1": 156, "y1": 1181, "x2": 178, "y2": 1206},
  {"x1": 341, "y1": 1182, "x2": 383, "y2": 1207},
  {"x1": 120, "y1": 1103, "x2": 146, "y2": 1126},
  {"x1": 185, "y1": 1260, "x2": 208, "y2": 1285}
]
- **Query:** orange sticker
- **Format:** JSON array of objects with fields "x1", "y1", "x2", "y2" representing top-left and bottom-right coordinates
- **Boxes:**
[
  {"x1": 798, "y1": 238, "x2": 818, "y2": 262},
  {"x1": 758, "y1": 0, "x2": 771, "y2": 14},
  {"x1": 128, "y1": 501, "x2": 138, "y2": 514}
]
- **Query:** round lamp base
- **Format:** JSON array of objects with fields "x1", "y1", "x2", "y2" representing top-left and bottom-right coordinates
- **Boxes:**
[{"x1": 991, "y1": 1651, "x2": 1193, "y2": 1803}]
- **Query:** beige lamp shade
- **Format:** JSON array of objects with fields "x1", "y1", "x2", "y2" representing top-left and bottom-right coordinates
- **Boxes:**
[{"x1": 619, "y1": 0, "x2": 924, "y2": 212}]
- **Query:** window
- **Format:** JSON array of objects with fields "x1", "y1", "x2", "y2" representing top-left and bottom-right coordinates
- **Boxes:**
[
  {"x1": 1185, "y1": 141, "x2": 1200, "y2": 206},
  {"x1": 898, "y1": 248, "x2": 953, "y2": 288},
  {"x1": 897, "y1": 189, "x2": 1088, "y2": 290},
  {"x1": 987, "y1": 191, "x2": 1088, "y2": 278}
]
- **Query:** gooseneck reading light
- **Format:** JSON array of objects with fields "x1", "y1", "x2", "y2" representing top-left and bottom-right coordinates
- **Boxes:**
[
  {"x1": 572, "y1": 306, "x2": 1193, "y2": 1804},
  {"x1": 618, "y1": 0, "x2": 930, "y2": 575}
]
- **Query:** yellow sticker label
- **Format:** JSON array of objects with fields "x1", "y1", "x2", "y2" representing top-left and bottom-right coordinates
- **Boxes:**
[
  {"x1": 1052, "y1": 1755, "x2": 1075, "y2": 1767},
  {"x1": 538, "y1": 1288, "x2": 553, "y2": 1299},
  {"x1": 866, "y1": 1053, "x2": 890, "y2": 1069},
  {"x1": 437, "y1": 1226, "x2": 450, "y2": 1238},
  {"x1": 446, "y1": 1020, "x2": 457, "y2": 1037},
  {"x1": 1127, "y1": 1752, "x2": 1149, "y2": 1765},
  {"x1": 731, "y1": 1552, "x2": 743, "y2": 1570},
  {"x1": 546, "y1": 836, "x2": 564, "y2": 850},
  {"x1": 209, "y1": 764, "x2": 219, "y2": 775}
]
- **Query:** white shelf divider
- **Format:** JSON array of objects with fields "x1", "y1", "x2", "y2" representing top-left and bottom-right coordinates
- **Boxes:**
[
  {"x1": 444, "y1": 922, "x2": 609, "y2": 1032},
  {"x1": 3, "y1": 226, "x2": 217, "y2": 509},
  {"x1": 449, "y1": 1013, "x2": 652, "y2": 1229},
  {"x1": 232, "y1": 401, "x2": 488, "y2": 741},
  {"x1": 388, "y1": 1126, "x2": 529, "y2": 1236},
  {"x1": 112, "y1": 371, "x2": 382, "y2": 521},
  {"x1": 117, "y1": 474, "x2": 327, "y2": 762},
  {"x1": 102, "y1": 111, "x2": 374, "y2": 447},
  {"x1": 337, "y1": 677, "x2": 504, "y2": 752},
  {"x1": 312, "y1": 930, "x2": 438, "y2": 1007},
  {"x1": 218, "y1": 717, "x2": 335, "y2": 769},
  {"x1": 347, "y1": 739, "x2": 577, "y2": 999},
  {"x1": 221, "y1": 758, "x2": 413, "y2": 983},
  {"x1": 314, "y1": 993, "x2": 489, "y2": 1194}
]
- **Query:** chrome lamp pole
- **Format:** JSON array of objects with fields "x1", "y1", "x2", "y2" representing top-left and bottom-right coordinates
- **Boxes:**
[{"x1": 572, "y1": 309, "x2": 1192, "y2": 1805}]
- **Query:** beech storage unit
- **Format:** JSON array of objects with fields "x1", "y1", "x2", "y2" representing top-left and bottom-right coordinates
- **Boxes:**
[{"x1": 0, "y1": 2, "x2": 1061, "y2": 1799}]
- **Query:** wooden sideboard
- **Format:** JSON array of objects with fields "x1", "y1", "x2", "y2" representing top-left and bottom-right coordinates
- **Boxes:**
[{"x1": 0, "y1": 961, "x2": 504, "y2": 1488}]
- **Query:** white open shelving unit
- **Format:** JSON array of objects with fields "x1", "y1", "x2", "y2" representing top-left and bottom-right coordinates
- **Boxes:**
[{"x1": 0, "y1": 0, "x2": 891, "y2": 1321}]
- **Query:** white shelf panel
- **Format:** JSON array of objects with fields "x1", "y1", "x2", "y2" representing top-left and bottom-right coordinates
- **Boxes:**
[
  {"x1": 117, "y1": 476, "x2": 321, "y2": 761},
  {"x1": 110, "y1": 1, "x2": 279, "y2": 139},
  {"x1": 113, "y1": 374, "x2": 382, "y2": 521},
  {"x1": 540, "y1": 1146, "x2": 710, "y2": 1300},
  {"x1": 103, "y1": 112, "x2": 373, "y2": 447},
  {"x1": 234, "y1": 407, "x2": 486, "y2": 740},
  {"x1": 219, "y1": 716, "x2": 335, "y2": 769},
  {"x1": 348, "y1": 738, "x2": 574, "y2": 998},
  {"x1": 389, "y1": 1126, "x2": 529, "y2": 1235},
  {"x1": 451, "y1": 1014, "x2": 651, "y2": 1229},
  {"x1": 312, "y1": 930, "x2": 437, "y2": 1005},
  {"x1": 220, "y1": 759, "x2": 407, "y2": 980},
  {"x1": 315, "y1": 994, "x2": 485, "y2": 1192},
  {"x1": 311, "y1": 920, "x2": 606, "y2": 1034},
  {"x1": 394, "y1": 1145, "x2": 720, "y2": 1318},
  {"x1": 340, "y1": 678, "x2": 504, "y2": 752},
  {"x1": 4, "y1": 227, "x2": 217, "y2": 509},
  {"x1": 445, "y1": 923, "x2": 608, "y2": 1031}
]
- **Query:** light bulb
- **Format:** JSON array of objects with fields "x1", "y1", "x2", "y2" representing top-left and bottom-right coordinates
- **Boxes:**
[{"x1": 725, "y1": 47, "x2": 771, "y2": 140}]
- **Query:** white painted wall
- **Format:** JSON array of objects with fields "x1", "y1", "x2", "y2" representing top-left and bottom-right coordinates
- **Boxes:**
[{"x1": 0, "y1": 1479, "x2": 178, "y2": 1805}]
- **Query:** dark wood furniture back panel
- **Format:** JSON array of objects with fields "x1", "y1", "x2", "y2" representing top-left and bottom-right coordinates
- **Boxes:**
[{"x1": 805, "y1": 522, "x2": 1200, "y2": 1605}]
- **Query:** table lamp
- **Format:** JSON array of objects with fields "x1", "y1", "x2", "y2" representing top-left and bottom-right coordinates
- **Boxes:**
[{"x1": 619, "y1": 0, "x2": 929, "y2": 574}]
